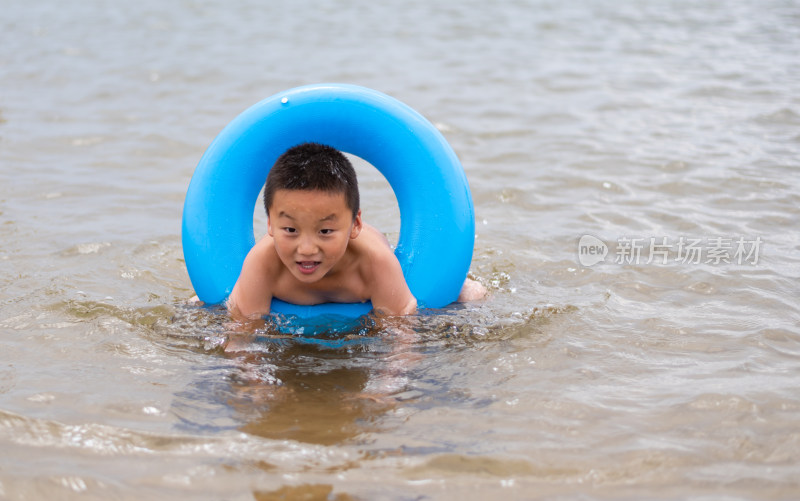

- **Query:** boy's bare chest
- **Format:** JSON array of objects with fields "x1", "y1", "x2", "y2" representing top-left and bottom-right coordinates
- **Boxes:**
[{"x1": 271, "y1": 270, "x2": 369, "y2": 306}]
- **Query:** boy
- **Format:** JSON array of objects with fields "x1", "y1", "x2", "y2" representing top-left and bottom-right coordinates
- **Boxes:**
[{"x1": 227, "y1": 142, "x2": 485, "y2": 321}]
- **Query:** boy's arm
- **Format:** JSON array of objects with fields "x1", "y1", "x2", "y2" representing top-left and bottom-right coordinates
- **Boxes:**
[
  {"x1": 369, "y1": 251, "x2": 417, "y2": 316},
  {"x1": 227, "y1": 243, "x2": 273, "y2": 321}
]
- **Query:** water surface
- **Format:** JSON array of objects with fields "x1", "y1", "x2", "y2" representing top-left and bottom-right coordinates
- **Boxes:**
[{"x1": 2, "y1": 0, "x2": 799, "y2": 499}]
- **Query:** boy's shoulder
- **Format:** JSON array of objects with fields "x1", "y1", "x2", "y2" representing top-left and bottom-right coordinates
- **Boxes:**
[
  {"x1": 227, "y1": 236, "x2": 282, "y2": 319},
  {"x1": 350, "y1": 224, "x2": 416, "y2": 315},
  {"x1": 350, "y1": 224, "x2": 397, "y2": 270},
  {"x1": 247, "y1": 234, "x2": 283, "y2": 272}
]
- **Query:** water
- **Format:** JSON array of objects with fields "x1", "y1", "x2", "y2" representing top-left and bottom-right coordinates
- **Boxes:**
[{"x1": 2, "y1": 0, "x2": 800, "y2": 498}]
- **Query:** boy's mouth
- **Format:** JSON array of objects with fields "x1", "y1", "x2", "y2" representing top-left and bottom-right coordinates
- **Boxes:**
[{"x1": 297, "y1": 261, "x2": 321, "y2": 275}]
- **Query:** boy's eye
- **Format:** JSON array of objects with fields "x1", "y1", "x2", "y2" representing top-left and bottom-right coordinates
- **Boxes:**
[
  {"x1": 319, "y1": 229, "x2": 334, "y2": 235},
  {"x1": 284, "y1": 227, "x2": 297, "y2": 234}
]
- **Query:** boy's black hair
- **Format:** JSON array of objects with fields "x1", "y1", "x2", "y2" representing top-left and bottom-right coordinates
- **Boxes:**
[{"x1": 263, "y1": 142, "x2": 360, "y2": 219}]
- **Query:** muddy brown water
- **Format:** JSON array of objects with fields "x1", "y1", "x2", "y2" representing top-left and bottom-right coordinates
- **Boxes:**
[{"x1": 1, "y1": 0, "x2": 799, "y2": 499}]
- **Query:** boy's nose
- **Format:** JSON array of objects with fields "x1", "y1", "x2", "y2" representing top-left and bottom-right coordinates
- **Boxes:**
[{"x1": 297, "y1": 237, "x2": 319, "y2": 256}]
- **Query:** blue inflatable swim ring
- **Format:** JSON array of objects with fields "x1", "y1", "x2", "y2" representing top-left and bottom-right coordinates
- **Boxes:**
[{"x1": 182, "y1": 83, "x2": 475, "y2": 319}]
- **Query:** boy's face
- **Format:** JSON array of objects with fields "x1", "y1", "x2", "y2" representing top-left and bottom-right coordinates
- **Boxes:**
[{"x1": 267, "y1": 189, "x2": 362, "y2": 283}]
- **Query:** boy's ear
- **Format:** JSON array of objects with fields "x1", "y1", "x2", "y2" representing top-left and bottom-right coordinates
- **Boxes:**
[
  {"x1": 267, "y1": 216, "x2": 274, "y2": 236},
  {"x1": 350, "y1": 210, "x2": 363, "y2": 239}
]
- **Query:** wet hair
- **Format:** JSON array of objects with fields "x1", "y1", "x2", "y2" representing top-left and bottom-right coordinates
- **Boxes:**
[{"x1": 263, "y1": 142, "x2": 360, "y2": 219}]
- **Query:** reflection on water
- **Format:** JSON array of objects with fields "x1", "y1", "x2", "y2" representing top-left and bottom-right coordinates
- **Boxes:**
[
  {"x1": 254, "y1": 483, "x2": 356, "y2": 501},
  {"x1": 231, "y1": 349, "x2": 391, "y2": 445},
  {"x1": 168, "y1": 303, "x2": 559, "y2": 447}
]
